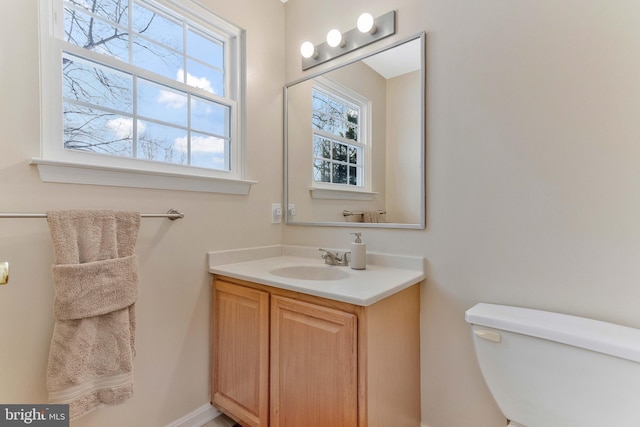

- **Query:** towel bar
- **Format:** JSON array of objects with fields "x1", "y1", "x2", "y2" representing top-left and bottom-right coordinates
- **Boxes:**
[
  {"x1": 0, "y1": 208, "x2": 184, "y2": 220},
  {"x1": 343, "y1": 209, "x2": 386, "y2": 217}
]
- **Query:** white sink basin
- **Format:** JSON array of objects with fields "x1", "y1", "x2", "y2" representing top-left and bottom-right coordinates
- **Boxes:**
[
  {"x1": 270, "y1": 265, "x2": 350, "y2": 281},
  {"x1": 209, "y1": 247, "x2": 425, "y2": 305}
]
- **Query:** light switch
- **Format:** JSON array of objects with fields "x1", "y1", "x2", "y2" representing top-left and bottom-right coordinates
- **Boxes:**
[
  {"x1": 271, "y1": 203, "x2": 282, "y2": 224},
  {"x1": 0, "y1": 262, "x2": 8, "y2": 285}
]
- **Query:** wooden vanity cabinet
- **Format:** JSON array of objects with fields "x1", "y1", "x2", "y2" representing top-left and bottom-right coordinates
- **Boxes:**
[
  {"x1": 211, "y1": 276, "x2": 421, "y2": 427},
  {"x1": 211, "y1": 279, "x2": 269, "y2": 427}
]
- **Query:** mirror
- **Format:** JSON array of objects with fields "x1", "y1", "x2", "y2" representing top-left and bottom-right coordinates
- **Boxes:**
[{"x1": 285, "y1": 33, "x2": 425, "y2": 229}]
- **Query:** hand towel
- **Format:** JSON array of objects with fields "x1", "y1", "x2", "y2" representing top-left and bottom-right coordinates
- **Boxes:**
[
  {"x1": 363, "y1": 211, "x2": 380, "y2": 223},
  {"x1": 46, "y1": 210, "x2": 140, "y2": 420}
]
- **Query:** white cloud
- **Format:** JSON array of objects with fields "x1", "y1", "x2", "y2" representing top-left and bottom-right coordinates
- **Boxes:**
[
  {"x1": 106, "y1": 118, "x2": 145, "y2": 140},
  {"x1": 157, "y1": 90, "x2": 187, "y2": 109},
  {"x1": 174, "y1": 134, "x2": 225, "y2": 153},
  {"x1": 176, "y1": 69, "x2": 214, "y2": 94},
  {"x1": 174, "y1": 134, "x2": 225, "y2": 167},
  {"x1": 208, "y1": 158, "x2": 225, "y2": 167},
  {"x1": 156, "y1": 69, "x2": 215, "y2": 109}
]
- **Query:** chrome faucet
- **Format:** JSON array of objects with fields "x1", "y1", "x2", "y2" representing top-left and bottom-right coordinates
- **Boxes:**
[{"x1": 318, "y1": 248, "x2": 350, "y2": 266}]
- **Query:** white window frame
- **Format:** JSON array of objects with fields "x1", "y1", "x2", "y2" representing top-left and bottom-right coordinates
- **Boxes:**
[
  {"x1": 34, "y1": 0, "x2": 254, "y2": 194},
  {"x1": 309, "y1": 77, "x2": 374, "y2": 200}
]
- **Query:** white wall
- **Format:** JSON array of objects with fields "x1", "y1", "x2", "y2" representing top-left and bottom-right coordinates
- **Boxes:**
[
  {"x1": 0, "y1": 1, "x2": 283, "y2": 426},
  {"x1": 284, "y1": 1, "x2": 640, "y2": 426}
]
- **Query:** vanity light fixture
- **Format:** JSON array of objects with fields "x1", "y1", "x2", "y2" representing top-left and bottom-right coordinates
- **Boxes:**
[
  {"x1": 326, "y1": 29, "x2": 345, "y2": 48},
  {"x1": 356, "y1": 13, "x2": 376, "y2": 34},
  {"x1": 300, "y1": 10, "x2": 396, "y2": 71},
  {"x1": 300, "y1": 41, "x2": 317, "y2": 59}
]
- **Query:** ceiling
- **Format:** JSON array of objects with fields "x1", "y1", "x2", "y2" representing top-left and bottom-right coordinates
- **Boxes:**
[{"x1": 361, "y1": 38, "x2": 421, "y2": 79}]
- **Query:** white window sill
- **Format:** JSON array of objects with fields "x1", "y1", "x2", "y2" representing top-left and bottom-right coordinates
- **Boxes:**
[
  {"x1": 30, "y1": 158, "x2": 256, "y2": 195},
  {"x1": 309, "y1": 187, "x2": 378, "y2": 201}
]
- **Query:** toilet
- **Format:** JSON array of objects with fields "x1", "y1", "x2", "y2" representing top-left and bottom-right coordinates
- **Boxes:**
[{"x1": 465, "y1": 303, "x2": 640, "y2": 427}]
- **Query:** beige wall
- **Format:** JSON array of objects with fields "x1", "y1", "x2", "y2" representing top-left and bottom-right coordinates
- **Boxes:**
[
  {"x1": 284, "y1": 0, "x2": 640, "y2": 426},
  {"x1": 0, "y1": 1, "x2": 283, "y2": 426},
  {"x1": 4, "y1": 1, "x2": 640, "y2": 426},
  {"x1": 386, "y1": 70, "x2": 421, "y2": 224}
]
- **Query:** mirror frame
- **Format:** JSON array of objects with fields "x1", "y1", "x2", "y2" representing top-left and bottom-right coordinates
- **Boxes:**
[{"x1": 284, "y1": 32, "x2": 426, "y2": 229}]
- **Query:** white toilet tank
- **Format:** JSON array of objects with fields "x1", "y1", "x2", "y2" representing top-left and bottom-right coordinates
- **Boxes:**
[{"x1": 465, "y1": 303, "x2": 640, "y2": 427}]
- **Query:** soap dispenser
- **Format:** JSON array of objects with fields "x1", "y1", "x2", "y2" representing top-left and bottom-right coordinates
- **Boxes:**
[{"x1": 350, "y1": 233, "x2": 366, "y2": 270}]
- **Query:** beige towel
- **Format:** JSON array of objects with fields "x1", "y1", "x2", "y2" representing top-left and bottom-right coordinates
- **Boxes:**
[
  {"x1": 46, "y1": 210, "x2": 140, "y2": 420},
  {"x1": 362, "y1": 211, "x2": 380, "y2": 223}
]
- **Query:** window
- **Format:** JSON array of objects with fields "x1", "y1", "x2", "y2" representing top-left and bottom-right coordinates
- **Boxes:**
[
  {"x1": 35, "y1": 0, "x2": 252, "y2": 194},
  {"x1": 311, "y1": 78, "x2": 370, "y2": 193}
]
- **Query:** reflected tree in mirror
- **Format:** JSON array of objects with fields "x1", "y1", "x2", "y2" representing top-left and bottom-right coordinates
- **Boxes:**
[{"x1": 311, "y1": 85, "x2": 364, "y2": 187}]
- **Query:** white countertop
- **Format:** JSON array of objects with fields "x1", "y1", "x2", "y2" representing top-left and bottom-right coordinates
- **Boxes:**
[{"x1": 208, "y1": 245, "x2": 425, "y2": 306}]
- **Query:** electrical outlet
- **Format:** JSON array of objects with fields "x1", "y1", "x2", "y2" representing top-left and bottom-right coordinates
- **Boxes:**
[
  {"x1": 288, "y1": 204, "x2": 296, "y2": 219},
  {"x1": 271, "y1": 203, "x2": 282, "y2": 224}
]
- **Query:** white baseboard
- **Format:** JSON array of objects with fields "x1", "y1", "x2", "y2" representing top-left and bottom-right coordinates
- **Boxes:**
[
  {"x1": 165, "y1": 403, "x2": 221, "y2": 427},
  {"x1": 166, "y1": 404, "x2": 427, "y2": 427}
]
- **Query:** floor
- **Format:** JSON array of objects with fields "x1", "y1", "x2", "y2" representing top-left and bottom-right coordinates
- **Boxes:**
[{"x1": 201, "y1": 413, "x2": 240, "y2": 427}]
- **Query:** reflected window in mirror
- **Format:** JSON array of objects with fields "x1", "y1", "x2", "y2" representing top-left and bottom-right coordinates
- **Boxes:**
[
  {"x1": 285, "y1": 32, "x2": 426, "y2": 229},
  {"x1": 311, "y1": 78, "x2": 371, "y2": 191}
]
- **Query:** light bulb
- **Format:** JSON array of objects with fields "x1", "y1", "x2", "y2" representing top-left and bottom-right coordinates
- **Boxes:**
[
  {"x1": 300, "y1": 41, "x2": 316, "y2": 59},
  {"x1": 357, "y1": 13, "x2": 376, "y2": 34},
  {"x1": 326, "y1": 29, "x2": 344, "y2": 48}
]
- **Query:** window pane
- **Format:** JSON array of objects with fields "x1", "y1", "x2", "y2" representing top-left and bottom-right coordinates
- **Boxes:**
[
  {"x1": 191, "y1": 96, "x2": 229, "y2": 136},
  {"x1": 133, "y1": 37, "x2": 183, "y2": 81},
  {"x1": 63, "y1": 54, "x2": 133, "y2": 112},
  {"x1": 187, "y1": 29, "x2": 223, "y2": 69},
  {"x1": 314, "y1": 160, "x2": 331, "y2": 183},
  {"x1": 137, "y1": 121, "x2": 187, "y2": 164},
  {"x1": 312, "y1": 92, "x2": 339, "y2": 132},
  {"x1": 315, "y1": 112, "x2": 347, "y2": 138},
  {"x1": 312, "y1": 89, "x2": 360, "y2": 141},
  {"x1": 346, "y1": 111, "x2": 358, "y2": 141},
  {"x1": 348, "y1": 146, "x2": 359, "y2": 164},
  {"x1": 133, "y1": 2, "x2": 183, "y2": 52},
  {"x1": 189, "y1": 132, "x2": 228, "y2": 170},
  {"x1": 64, "y1": 7, "x2": 129, "y2": 62},
  {"x1": 138, "y1": 78, "x2": 187, "y2": 127},
  {"x1": 332, "y1": 163, "x2": 348, "y2": 184},
  {"x1": 314, "y1": 92, "x2": 343, "y2": 117},
  {"x1": 332, "y1": 99, "x2": 348, "y2": 116},
  {"x1": 333, "y1": 143, "x2": 347, "y2": 162},
  {"x1": 313, "y1": 136, "x2": 331, "y2": 159},
  {"x1": 64, "y1": 103, "x2": 133, "y2": 156},
  {"x1": 312, "y1": 110, "x2": 328, "y2": 131},
  {"x1": 186, "y1": 60, "x2": 224, "y2": 95},
  {"x1": 349, "y1": 166, "x2": 358, "y2": 186},
  {"x1": 338, "y1": 116, "x2": 353, "y2": 140},
  {"x1": 65, "y1": 0, "x2": 129, "y2": 26}
]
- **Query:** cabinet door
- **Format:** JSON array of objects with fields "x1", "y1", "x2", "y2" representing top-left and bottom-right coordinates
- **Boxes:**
[
  {"x1": 212, "y1": 280, "x2": 269, "y2": 427},
  {"x1": 270, "y1": 296, "x2": 358, "y2": 427}
]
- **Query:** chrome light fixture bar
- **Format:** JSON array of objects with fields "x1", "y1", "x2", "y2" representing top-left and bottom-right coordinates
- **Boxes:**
[{"x1": 301, "y1": 10, "x2": 396, "y2": 71}]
